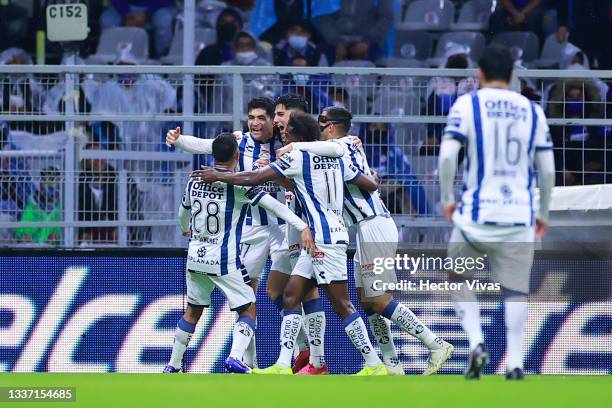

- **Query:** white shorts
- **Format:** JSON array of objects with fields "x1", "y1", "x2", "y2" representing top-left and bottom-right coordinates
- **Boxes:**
[
  {"x1": 240, "y1": 224, "x2": 290, "y2": 279},
  {"x1": 353, "y1": 216, "x2": 399, "y2": 298},
  {"x1": 447, "y1": 226, "x2": 535, "y2": 294},
  {"x1": 285, "y1": 224, "x2": 303, "y2": 271},
  {"x1": 186, "y1": 267, "x2": 256, "y2": 311},
  {"x1": 293, "y1": 243, "x2": 348, "y2": 285}
]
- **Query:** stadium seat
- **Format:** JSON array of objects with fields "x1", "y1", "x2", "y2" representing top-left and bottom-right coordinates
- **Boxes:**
[
  {"x1": 393, "y1": 30, "x2": 434, "y2": 60},
  {"x1": 491, "y1": 31, "x2": 540, "y2": 63},
  {"x1": 450, "y1": 0, "x2": 493, "y2": 31},
  {"x1": 161, "y1": 27, "x2": 216, "y2": 64},
  {"x1": 532, "y1": 33, "x2": 567, "y2": 68},
  {"x1": 397, "y1": 0, "x2": 455, "y2": 31},
  {"x1": 429, "y1": 31, "x2": 486, "y2": 66},
  {"x1": 90, "y1": 27, "x2": 149, "y2": 64},
  {"x1": 372, "y1": 90, "x2": 421, "y2": 116}
]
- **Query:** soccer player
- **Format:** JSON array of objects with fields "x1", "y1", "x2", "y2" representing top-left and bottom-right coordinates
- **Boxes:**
[
  {"x1": 277, "y1": 106, "x2": 454, "y2": 375},
  {"x1": 166, "y1": 97, "x2": 285, "y2": 368},
  {"x1": 195, "y1": 113, "x2": 389, "y2": 375},
  {"x1": 164, "y1": 133, "x2": 313, "y2": 374},
  {"x1": 438, "y1": 44, "x2": 555, "y2": 380},
  {"x1": 270, "y1": 94, "x2": 328, "y2": 374}
]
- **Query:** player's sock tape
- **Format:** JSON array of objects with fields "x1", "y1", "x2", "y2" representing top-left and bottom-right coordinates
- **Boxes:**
[
  {"x1": 381, "y1": 300, "x2": 399, "y2": 320},
  {"x1": 342, "y1": 312, "x2": 361, "y2": 328},
  {"x1": 237, "y1": 316, "x2": 257, "y2": 330},
  {"x1": 178, "y1": 317, "x2": 196, "y2": 333},
  {"x1": 303, "y1": 298, "x2": 323, "y2": 314}
]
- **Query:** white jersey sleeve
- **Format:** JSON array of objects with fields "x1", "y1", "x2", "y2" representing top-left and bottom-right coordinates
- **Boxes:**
[
  {"x1": 443, "y1": 94, "x2": 473, "y2": 144},
  {"x1": 291, "y1": 140, "x2": 344, "y2": 158},
  {"x1": 175, "y1": 134, "x2": 213, "y2": 154},
  {"x1": 269, "y1": 149, "x2": 303, "y2": 179},
  {"x1": 342, "y1": 155, "x2": 362, "y2": 183},
  {"x1": 533, "y1": 103, "x2": 553, "y2": 151}
]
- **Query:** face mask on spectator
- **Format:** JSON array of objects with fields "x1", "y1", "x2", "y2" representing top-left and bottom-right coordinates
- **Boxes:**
[
  {"x1": 567, "y1": 62, "x2": 587, "y2": 71},
  {"x1": 566, "y1": 97, "x2": 583, "y2": 116},
  {"x1": 218, "y1": 23, "x2": 238, "y2": 43},
  {"x1": 117, "y1": 73, "x2": 137, "y2": 83},
  {"x1": 292, "y1": 74, "x2": 309, "y2": 86},
  {"x1": 288, "y1": 35, "x2": 308, "y2": 50},
  {"x1": 235, "y1": 51, "x2": 258, "y2": 65}
]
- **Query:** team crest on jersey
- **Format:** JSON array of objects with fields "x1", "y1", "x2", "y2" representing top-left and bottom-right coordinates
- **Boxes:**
[
  {"x1": 500, "y1": 184, "x2": 513, "y2": 198},
  {"x1": 197, "y1": 247, "x2": 206, "y2": 257}
]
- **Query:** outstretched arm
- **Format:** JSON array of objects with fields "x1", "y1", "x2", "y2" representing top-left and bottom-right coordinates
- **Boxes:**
[
  {"x1": 166, "y1": 127, "x2": 213, "y2": 154},
  {"x1": 192, "y1": 166, "x2": 280, "y2": 186},
  {"x1": 278, "y1": 140, "x2": 344, "y2": 158},
  {"x1": 256, "y1": 194, "x2": 308, "y2": 232},
  {"x1": 349, "y1": 172, "x2": 378, "y2": 192}
]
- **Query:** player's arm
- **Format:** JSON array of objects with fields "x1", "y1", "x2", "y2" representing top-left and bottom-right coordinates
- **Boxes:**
[
  {"x1": 277, "y1": 140, "x2": 344, "y2": 158},
  {"x1": 178, "y1": 184, "x2": 191, "y2": 236},
  {"x1": 342, "y1": 156, "x2": 378, "y2": 191},
  {"x1": 438, "y1": 138, "x2": 462, "y2": 222},
  {"x1": 192, "y1": 166, "x2": 280, "y2": 186},
  {"x1": 166, "y1": 126, "x2": 214, "y2": 154}
]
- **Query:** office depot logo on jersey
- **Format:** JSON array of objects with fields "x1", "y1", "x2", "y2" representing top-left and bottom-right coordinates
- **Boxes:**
[{"x1": 0, "y1": 254, "x2": 611, "y2": 375}]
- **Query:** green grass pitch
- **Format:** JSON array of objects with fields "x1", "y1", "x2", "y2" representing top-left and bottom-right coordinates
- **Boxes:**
[{"x1": 1, "y1": 373, "x2": 610, "y2": 408}]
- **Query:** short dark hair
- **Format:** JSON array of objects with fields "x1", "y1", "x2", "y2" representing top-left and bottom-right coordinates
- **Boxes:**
[
  {"x1": 478, "y1": 44, "x2": 514, "y2": 83},
  {"x1": 322, "y1": 106, "x2": 352, "y2": 133},
  {"x1": 247, "y1": 97, "x2": 274, "y2": 118},
  {"x1": 212, "y1": 132, "x2": 238, "y2": 163},
  {"x1": 287, "y1": 112, "x2": 320, "y2": 142},
  {"x1": 275, "y1": 93, "x2": 309, "y2": 113}
]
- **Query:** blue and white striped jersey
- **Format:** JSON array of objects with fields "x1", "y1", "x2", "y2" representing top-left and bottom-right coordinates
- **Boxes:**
[
  {"x1": 270, "y1": 150, "x2": 360, "y2": 245},
  {"x1": 339, "y1": 136, "x2": 390, "y2": 227},
  {"x1": 181, "y1": 174, "x2": 263, "y2": 275},
  {"x1": 237, "y1": 132, "x2": 286, "y2": 227},
  {"x1": 444, "y1": 88, "x2": 553, "y2": 227}
]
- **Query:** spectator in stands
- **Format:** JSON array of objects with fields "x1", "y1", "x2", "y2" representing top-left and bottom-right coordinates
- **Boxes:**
[
  {"x1": 225, "y1": 0, "x2": 255, "y2": 26},
  {"x1": 100, "y1": 0, "x2": 176, "y2": 58},
  {"x1": 424, "y1": 45, "x2": 478, "y2": 150},
  {"x1": 556, "y1": 0, "x2": 612, "y2": 69},
  {"x1": 490, "y1": 0, "x2": 547, "y2": 38},
  {"x1": 278, "y1": 56, "x2": 332, "y2": 113},
  {"x1": 314, "y1": 0, "x2": 393, "y2": 63},
  {"x1": 15, "y1": 166, "x2": 62, "y2": 246},
  {"x1": 196, "y1": 8, "x2": 244, "y2": 66},
  {"x1": 224, "y1": 31, "x2": 271, "y2": 66},
  {"x1": 549, "y1": 81, "x2": 606, "y2": 185},
  {"x1": 0, "y1": 2, "x2": 30, "y2": 51},
  {"x1": 258, "y1": 0, "x2": 310, "y2": 45},
  {"x1": 0, "y1": 48, "x2": 45, "y2": 133},
  {"x1": 78, "y1": 149, "x2": 118, "y2": 245},
  {"x1": 273, "y1": 22, "x2": 329, "y2": 66},
  {"x1": 0, "y1": 121, "x2": 31, "y2": 221},
  {"x1": 85, "y1": 44, "x2": 176, "y2": 151},
  {"x1": 360, "y1": 122, "x2": 431, "y2": 216}
]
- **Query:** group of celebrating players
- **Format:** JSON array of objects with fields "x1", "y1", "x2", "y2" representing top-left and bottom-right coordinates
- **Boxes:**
[{"x1": 163, "y1": 44, "x2": 555, "y2": 380}]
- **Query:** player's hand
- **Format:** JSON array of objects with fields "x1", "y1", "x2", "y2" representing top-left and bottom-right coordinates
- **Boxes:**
[
  {"x1": 442, "y1": 202, "x2": 457, "y2": 223},
  {"x1": 182, "y1": 231, "x2": 191, "y2": 238},
  {"x1": 255, "y1": 158, "x2": 270, "y2": 167},
  {"x1": 233, "y1": 130, "x2": 243, "y2": 140},
  {"x1": 276, "y1": 144, "x2": 293, "y2": 158},
  {"x1": 166, "y1": 126, "x2": 181, "y2": 147},
  {"x1": 300, "y1": 228, "x2": 316, "y2": 257},
  {"x1": 191, "y1": 167, "x2": 219, "y2": 183},
  {"x1": 351, "y1": 137, "x2": 363, "y2": 149},
  {"x1": 535, "y1": 219, "x2": 548, "y2": 240},
  {"x1": 371, "y1": 169, "x2": 380, "y2": 185}
]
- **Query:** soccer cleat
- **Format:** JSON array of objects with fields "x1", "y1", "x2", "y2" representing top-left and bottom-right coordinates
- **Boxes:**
[
  {"x1": 224, "y1": 357, "x2": 252, "y2": 374},
  {"x1": 353, "y1": 363, "x2": 388, "y2": 376},
  {"x1": 252, "y1": 363, "x2": 293, "y2": 375},
  {"x1": 162, "y1": 364, "x2": 181, "y2": 373},
  {"x1": 464, "y1": 343, "x2": 490, "y2": 380},
  {"x1": 296, "y1": 363, "x2": 329, "y2": 375},
  {"x1": 423, "y1": 340, "x2": 454, "y2": 376},
  {"x1": 505, "y1": 367, "x2": 525, "y2": 380},
  {"x1": 292, "y1": 350, "x2": 310, "y2": 373},
  {"x1": 384, "y1": 360, "x2": 405, "y2": 376}
]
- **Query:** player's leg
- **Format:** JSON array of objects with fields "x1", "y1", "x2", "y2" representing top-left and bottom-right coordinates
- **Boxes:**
[
  {"x1": 321, "y1": 282, "x2": 385, "y2": 375},
  {"x1": 296, "y1": 287, "x2": 327, "y2": 374},
  {"x1": 490, "y1": 234, "x2": 534, "y2": 380},
  {"x1": 239, "y1": 226, "x2": 270, "y2": 369},
  {"x1": 447, "y1": 228, "x2": 488, "y2": 379},
  {"x1": 165, "y1": 270, "x2": 212, "y2": 373},
  {"x1": 212, "y1": 266, "x2": 258, "y2": 374},
  {"x1": 362, "y1": 291, "x2": 453, "y2": 375}
]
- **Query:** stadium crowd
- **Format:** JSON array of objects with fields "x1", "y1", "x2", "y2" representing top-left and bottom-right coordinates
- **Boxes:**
[{"x1": 0, "y1": 0, "x2": 611, "y2": 245}]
